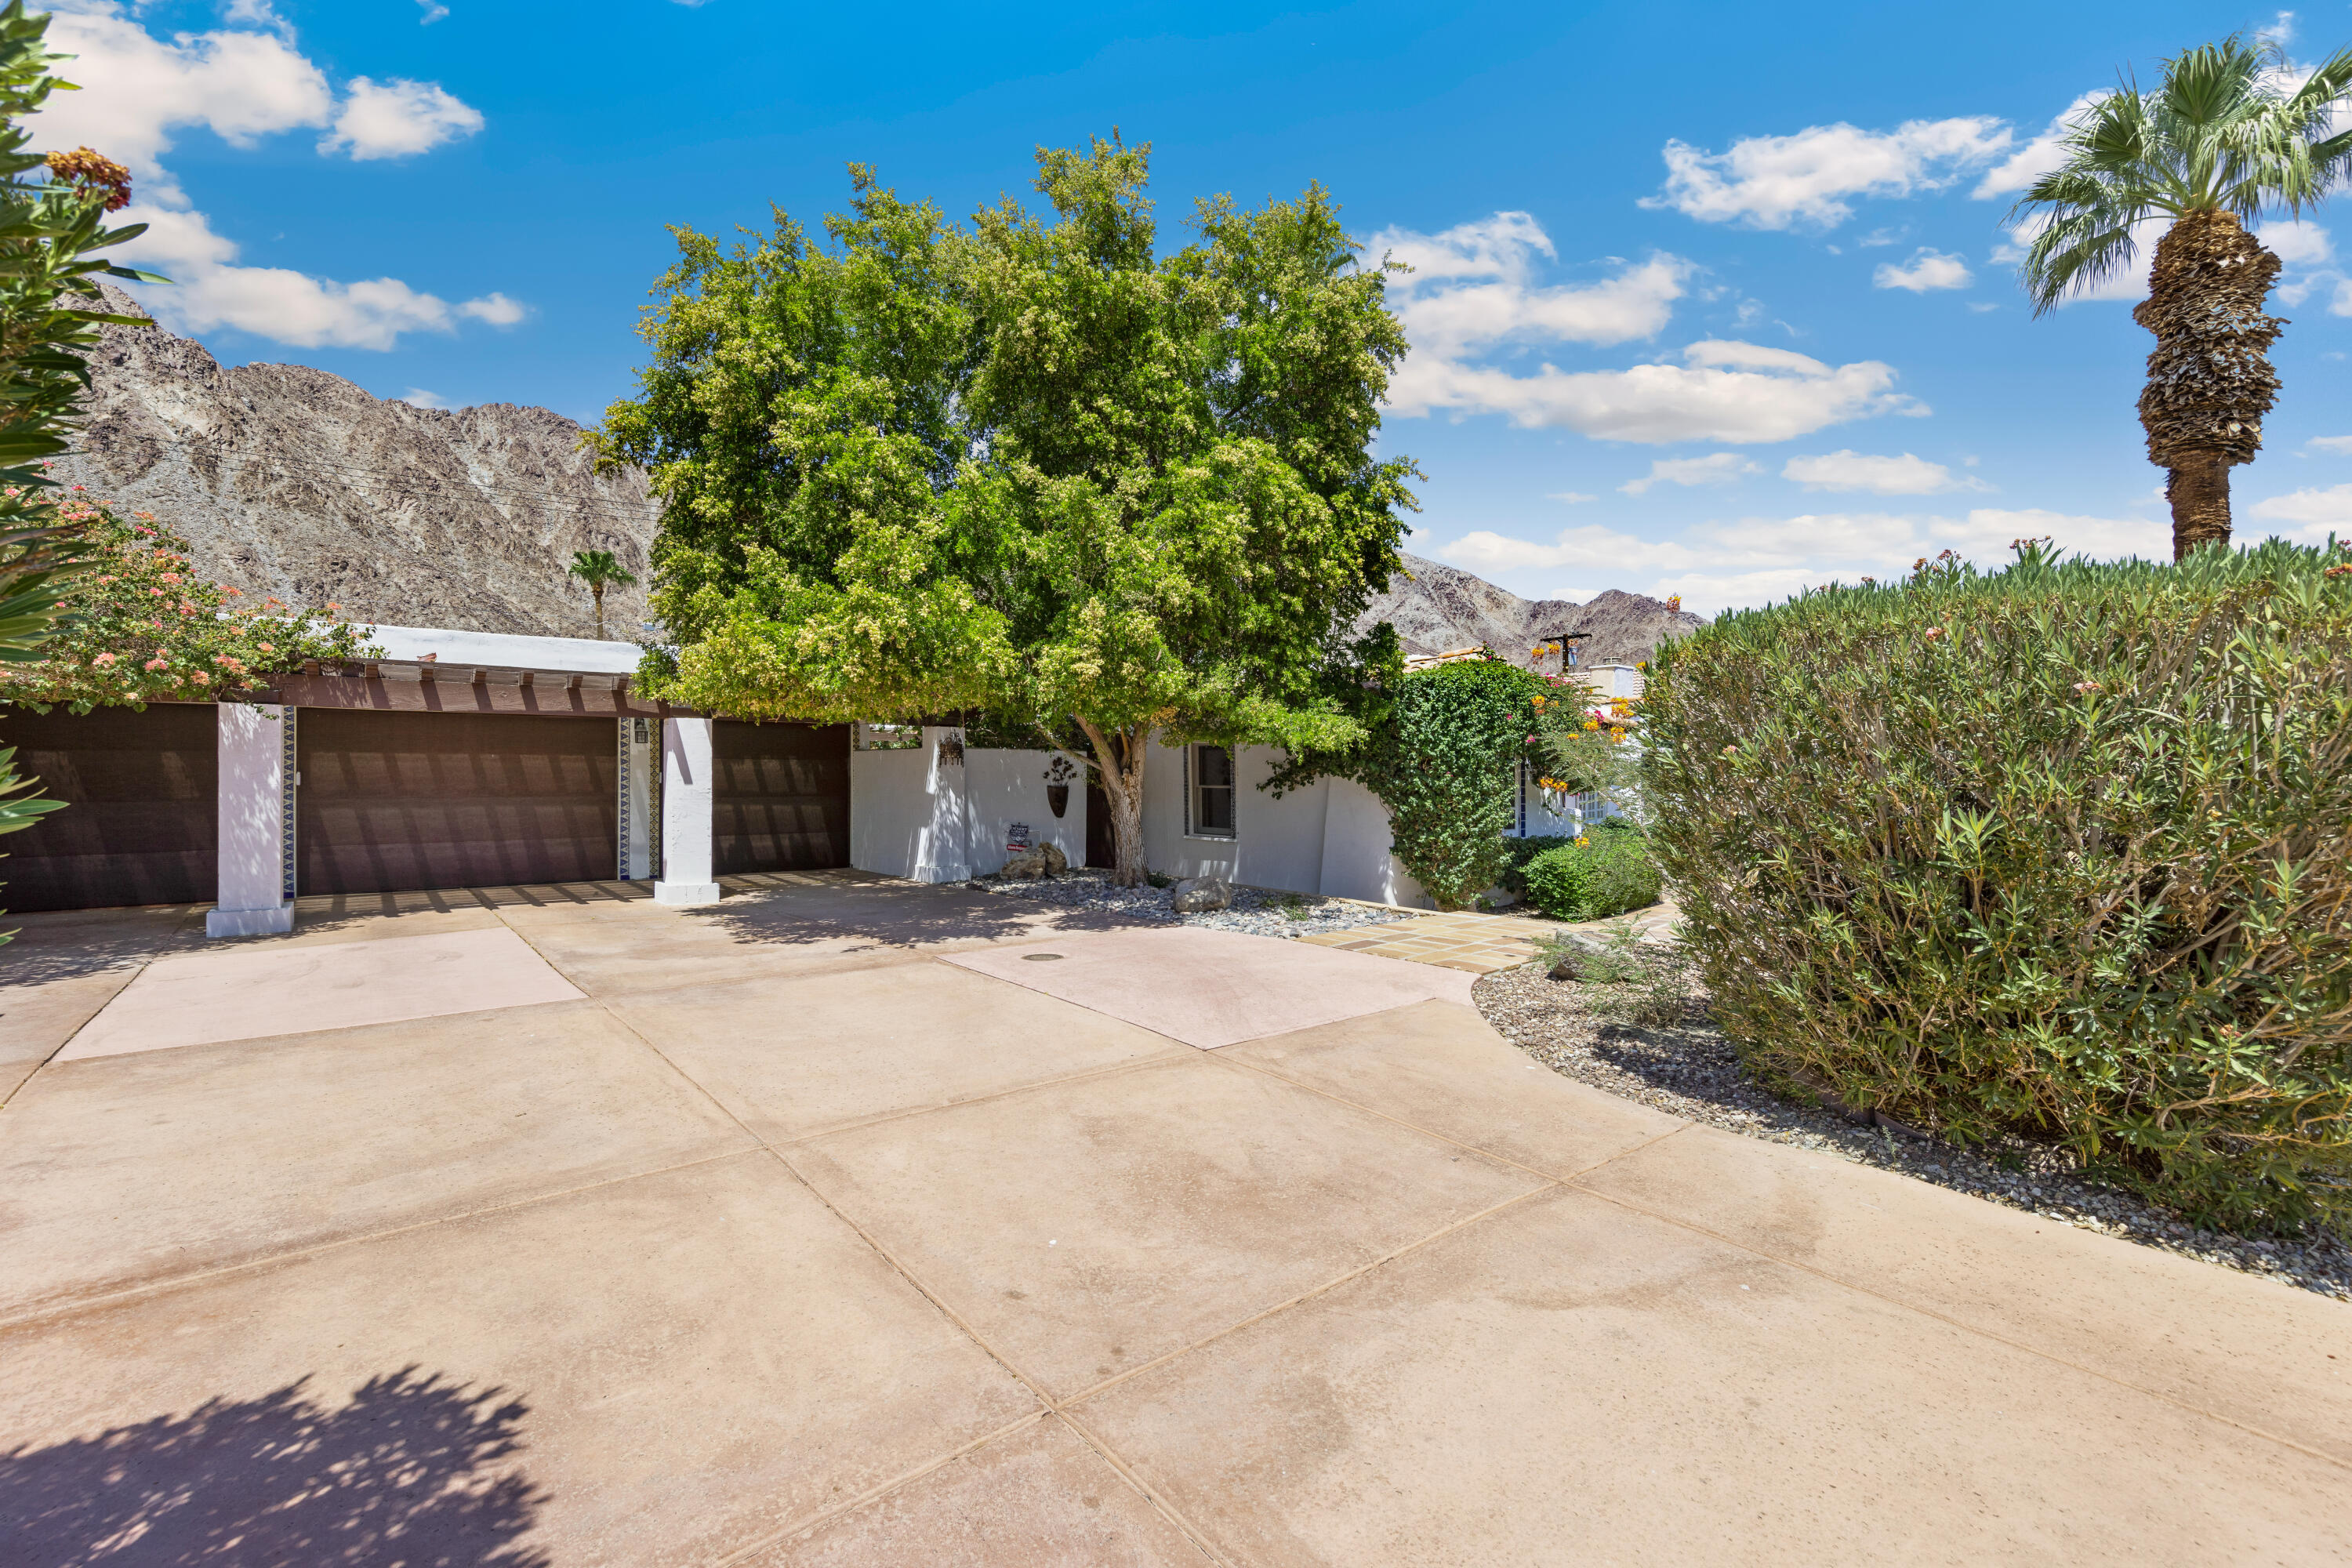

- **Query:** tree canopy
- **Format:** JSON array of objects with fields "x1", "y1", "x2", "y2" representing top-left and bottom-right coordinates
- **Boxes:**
[{"x1": 591, "y1": 136, "x2": 1418, "y2": 880}]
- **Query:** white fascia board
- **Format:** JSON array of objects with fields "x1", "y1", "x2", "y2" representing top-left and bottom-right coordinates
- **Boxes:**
[{"x1": 361, "y1": 622, "x2": 642, "y2": 675}]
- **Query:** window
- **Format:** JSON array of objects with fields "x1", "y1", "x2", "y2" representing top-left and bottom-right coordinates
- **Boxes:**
[{"x1": 1188, "y1": 743, "x2": 1236, "y2": 838}]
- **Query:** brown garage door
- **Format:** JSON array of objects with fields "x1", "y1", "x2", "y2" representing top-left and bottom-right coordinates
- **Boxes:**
[
  {"x1": 297, "y1": 710, "x2": 619, "y2": 895},
  {"x1": 713, "y1": 720, "x2": 848, "y2": 875},
  {"x1": 0, "y1": 703, "x2": 216, "y2": 912}
]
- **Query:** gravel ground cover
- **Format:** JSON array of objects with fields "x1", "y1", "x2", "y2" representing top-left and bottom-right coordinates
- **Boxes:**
[
  {"x1": 975, "y1": 869, "x2": 1418, "y2": 940},
  {"x1": 1475, "y1": 960, "x2": 2352, "y2": 1302}
]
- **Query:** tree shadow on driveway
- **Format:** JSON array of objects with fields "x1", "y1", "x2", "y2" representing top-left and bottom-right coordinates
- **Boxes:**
[
  {"x1": 0, "y1": 1367, "x2": 549, "y2": 1568},
  {"x1": 694, "y1": 873, "x2": 1162, "y2": 953}
]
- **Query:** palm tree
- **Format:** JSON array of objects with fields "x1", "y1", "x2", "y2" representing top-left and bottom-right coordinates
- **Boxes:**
[
  {"x1": 2013, "y1": 34, "x2": 2352, "y2": 559},
  {"x1": 565, "y1": 549, "x2": 637, "y2": 641}
]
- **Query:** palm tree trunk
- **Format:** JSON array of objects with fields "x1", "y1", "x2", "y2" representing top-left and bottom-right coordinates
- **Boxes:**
[
  {"x1": 591, "y1": 583, "x2": 605, "y2": 641},
  {"x1": 2133, "y1": 210, "x2": 2284, "y2": 561}
]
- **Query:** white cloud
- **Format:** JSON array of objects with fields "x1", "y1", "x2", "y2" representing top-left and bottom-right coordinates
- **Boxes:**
[
  {"x1": 398, "y1": 387, "x2": 451, "y2": 408},
  {"x1": 322, "y1": 76, "x2": 483, "y2": 161},
  {"x1": 1372, "y1": 212, "x2": 1918, "y2": 443},
  {"x1": 1396, "y1": 339, "x2": 1922, "y2": 444},
  {"x1": 1873, "y1": 248, "x2": 1973, "y2": 292},
  {"x1": 1546, "y1": 491, "x2": 1597, "y2": 503},
  {"x1": 1621, "y1": 452, "x2": 1758, "y2": 495},
  {"x1": 418, "y1": 0, "x2": 451, "y2": 21},
  {"x1": 32, "y1": 6, "x2": 333, "y2": 200},
  {"x1": 456, "y1": 292, "x2": 526, "y2": 325},
  {"x1": 119, "y1": 202, "x2": 520, "y2": 350},
  {"x1": 1643, "y1": 118, "x2": 2013, "y2": 230},
  {"x1": 2259, "y1": 218, "x2": 2334, "y2": 268},
  {"x1": 2305, "y1": 435, "x2": 2352, "y2": 455},
  {"x1": 1971, "y1": 94, "x2": 2107, "y2": 200},
  {"x1": 2261, "y1": 9, "x2": 2296, "y2": 46},
  {"x1": 1436, "y1": 505, "x2": 2167, "y2": 616},
  {"x1": 1782, "y1": 450, "x2": 1987, "y2": 495},
  {"x1": 1372, "y1": 213, "x2": 1692, "y2": 359},
  {"x1": 31, "y1": 5, "x2": 506, "y2": 351},
  {"x1": 2251, "y1": 483, "x2": 2352, "y2": 538}
]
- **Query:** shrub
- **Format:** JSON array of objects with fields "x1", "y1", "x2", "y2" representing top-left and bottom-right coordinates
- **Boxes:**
[
  {"x1": 1543, "y1": 918, "x2": 1695, "y2": 1026},
  {"x1": 1643, "y1": 541, "x2": 2352, "y2": 1234},
  {"x1": 1522, "y1": 823, "x2": 1661, "y2": 921},
  {"x1": 1498, "y1": 833, "x2": 1571, "y2": 895}
]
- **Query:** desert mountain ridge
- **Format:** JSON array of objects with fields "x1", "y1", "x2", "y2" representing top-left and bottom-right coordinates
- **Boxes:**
[{"x1": 53, "y1": 287, "x2": 1704, "y2": 662}]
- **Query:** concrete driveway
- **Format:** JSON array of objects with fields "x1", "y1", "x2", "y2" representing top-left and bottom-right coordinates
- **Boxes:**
[{"x1": 0, "y1": 872, "x2": 2344, "y2": 1566}]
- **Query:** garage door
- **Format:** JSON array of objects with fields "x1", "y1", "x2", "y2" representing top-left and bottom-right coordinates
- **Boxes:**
[
  {"x1": 713, "y1": 720, "x2": 848, "y2": 875},
  {"x1": 297, "y1": 710, "x2": 619, "y2": 895},
  {"x1": 0, "y1": 703, "x2": 216, "y2": 912}
]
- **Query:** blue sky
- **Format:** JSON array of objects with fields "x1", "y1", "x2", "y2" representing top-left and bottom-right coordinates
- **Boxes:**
[{"x1": 30, "y1": 0, "x2": 2352, "y2": 614}]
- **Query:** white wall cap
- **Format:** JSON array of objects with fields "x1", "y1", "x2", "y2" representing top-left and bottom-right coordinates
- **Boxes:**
[{"x1": 362, "y1": 622, "x2": 641, "y2": 675}]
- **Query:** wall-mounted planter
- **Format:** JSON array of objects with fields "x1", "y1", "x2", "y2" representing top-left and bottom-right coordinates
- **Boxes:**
[{"x1": 1047, "y1": 783, "x2": 1070, "y2": 818}]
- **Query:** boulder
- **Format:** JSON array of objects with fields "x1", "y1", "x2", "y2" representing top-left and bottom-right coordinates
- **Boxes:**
[
  {"x1": 1170, "y1": 874, "x2": 1232, "y2": 913},
  {"x1": 1000, "y1": 843, "x2": 1068, "y2": 880}
]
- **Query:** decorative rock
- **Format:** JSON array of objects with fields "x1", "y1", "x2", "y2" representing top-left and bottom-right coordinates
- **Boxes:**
[
  {"x1": 1170, "y1": 874, "x2": 1232, "y2": 913},
  {"x1": 1000, "y1": 843, "x2": 1069, "y2": 880}
]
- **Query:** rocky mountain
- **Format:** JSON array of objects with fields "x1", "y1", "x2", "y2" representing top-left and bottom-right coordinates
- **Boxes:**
[
  {"x1": 51, "y1": 285, "x2": 657, "y2": 640},
  {"x1": 51, "y1": 292, "x2": 1700, "y2": 661},
  {"x1": 1359, "y1": 554, "x2": 1704, "y2": 665}
]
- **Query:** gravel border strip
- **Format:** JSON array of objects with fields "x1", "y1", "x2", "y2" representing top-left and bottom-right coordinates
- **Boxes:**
[
  {"x1": 1473, "y1": 961, "x2": 2352, "y2": 1302},
  {"x1": 972, "y1": 869, "x2": 1420, "y2": 941}
]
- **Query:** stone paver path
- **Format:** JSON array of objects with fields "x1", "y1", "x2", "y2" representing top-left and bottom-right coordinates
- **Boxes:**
[
  {"x1": 1295, "y1": 898, "x2": 1678, "y2": 974},
  {"x1": 0, "y1": 871, "x2": 2343, "y2": 1565}
]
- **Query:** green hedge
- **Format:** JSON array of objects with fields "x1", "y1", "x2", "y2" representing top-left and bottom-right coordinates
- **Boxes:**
[
  {"x1": 1520, "y1": 823, "x2": 1662, "y2": 921},
  {"x1": 1643, "y1": 541, "x2": 2352, "y2": 1234},
  {"x1": 1498, "y1": 833, "x2": 1571, "y2": 894}
]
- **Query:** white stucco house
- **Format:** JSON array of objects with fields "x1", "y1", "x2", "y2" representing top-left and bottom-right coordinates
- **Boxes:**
[{"x1": 2, "y1": 614, "x2": 1644, "y2": 931}]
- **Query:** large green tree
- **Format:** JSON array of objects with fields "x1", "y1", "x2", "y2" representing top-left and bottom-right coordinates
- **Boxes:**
[
  {"x1": 593, "y1": 138, "x2": 1418, "y2": 883},
  {"x1": 2013, "y1": 34, "x2": 2352, "y2": 558}
]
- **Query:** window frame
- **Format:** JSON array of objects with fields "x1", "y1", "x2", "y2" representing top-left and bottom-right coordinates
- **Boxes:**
[{"x1": 1183, "y1": 742, "x2": 1239, "y2": 840}]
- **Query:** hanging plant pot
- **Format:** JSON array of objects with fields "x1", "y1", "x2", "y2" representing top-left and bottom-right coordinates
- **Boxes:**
[{"x1": 1047, "y1": 783, "x2": 1070, "y2": 818}]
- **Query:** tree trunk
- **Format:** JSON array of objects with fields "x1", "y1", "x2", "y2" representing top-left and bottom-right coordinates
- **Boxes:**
[
  {"x1": 591, "y1": 583, "x2": 606, "y2": 641},
  {"x1": 2133, "y1": 210, "x2": 2285, "y2": 561},
  {"x1": 1075, "y1": 716, "x2": 1150, "y2": 887},
  {"x1": 2164, "y1": 452, "x2": 2234, "y2": 560}
]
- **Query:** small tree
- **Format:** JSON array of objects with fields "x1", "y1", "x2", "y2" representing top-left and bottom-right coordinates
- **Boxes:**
[
  {"x1": 0, "y1": 503, "x2": 375, "y2": 711},
  {"x1": 2013, "y1": 34, "x2": 2352, "y2": 557},
  {"x1": 592, "y1": 140, "x2": 1417, "y2": 884},
  {"x1": 566, "y1": 549, "x2": 637, "y2": 641}
]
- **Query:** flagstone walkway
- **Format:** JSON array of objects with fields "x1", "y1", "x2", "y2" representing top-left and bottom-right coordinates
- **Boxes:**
[{"x1": 1295, "y1": 898, "x2": 1678, "y2": 975}]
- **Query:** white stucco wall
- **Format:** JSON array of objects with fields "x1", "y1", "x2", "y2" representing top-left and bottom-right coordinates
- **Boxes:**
[
  {"x1": 365, "y1": 622, "x2": 641, "y2": 673},
  {"x1": 850, "y1": 728, "x2": 1085, "y2": 884},
  {"x1": 1136, "y1": 737, "x2": 1428, "y2": 907}
]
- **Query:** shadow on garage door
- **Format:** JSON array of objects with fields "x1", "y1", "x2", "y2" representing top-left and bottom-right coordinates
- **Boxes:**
[
  {"x1": 297, "y1": 709, "x2": 620, "y2": 895},
  {"x1": 713, "y1": 720, "x2": 848, "y2": 875},
  {"x1": 0, "y1": 702, "x2": 216, "y2": 912}
]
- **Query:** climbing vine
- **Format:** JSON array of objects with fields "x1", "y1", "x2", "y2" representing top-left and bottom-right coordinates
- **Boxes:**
[{"x1": 1273, "y1": 654, "x2": 1548, "y2": 909}]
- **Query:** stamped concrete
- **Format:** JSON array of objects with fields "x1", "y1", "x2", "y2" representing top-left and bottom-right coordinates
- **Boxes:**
[
  {"x1": 944, "y1": 924, "x2": 1477, "y2": 1048},
  {"x1": 0, "y1": 869, "x2": 2344, "y2": 1566},
  {"x1": 61, "y1": 925, "x2": 584, "y2": 1058}
]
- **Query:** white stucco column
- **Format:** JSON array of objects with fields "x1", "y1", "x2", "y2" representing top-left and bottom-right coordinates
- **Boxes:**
[
  {"x1": 207, "y1": 702, "x2": 295, "y2": 937},
  {"x1": 910, "y1": 724, "x2": 971, "y2": 884},
  {"x1": 655, "y1": 715, "x2": 720, "y2": 904}
]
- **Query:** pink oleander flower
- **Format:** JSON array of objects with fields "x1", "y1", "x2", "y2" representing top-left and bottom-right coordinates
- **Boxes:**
[
  {"x1": 188, "y1": 669, "x2": 210, "y2": 684},
  {"x1": 256, "y1": 642, "x2": 274, "y2": 653},
  {"x1": 159, "y1": 572, "x2": 180, "y2": 584},
  {"x1": 1925, "y1": 627, "x2": 1944, "y2": 640},
  {"x1": 2074, "y1": 681, "x2": 2103, "y2": 693},
  {"x1": 143, "y1": 658, "x2": 167, "y2": 671},
  {"x1": 148, "y1": 587, "x2": 165, "y2": 597},
  {"x1": 93, "y1": 652, "x2": 115, "y2": 667}
]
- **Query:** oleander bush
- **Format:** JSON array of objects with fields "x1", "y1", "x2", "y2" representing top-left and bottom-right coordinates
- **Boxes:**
[
  {"x1": 1642, "y1": 540, "x2": 2352, "y2": 1234},
  {"x1": 1521, "y1": 821, "x2": 1662, "y2": 922}
]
